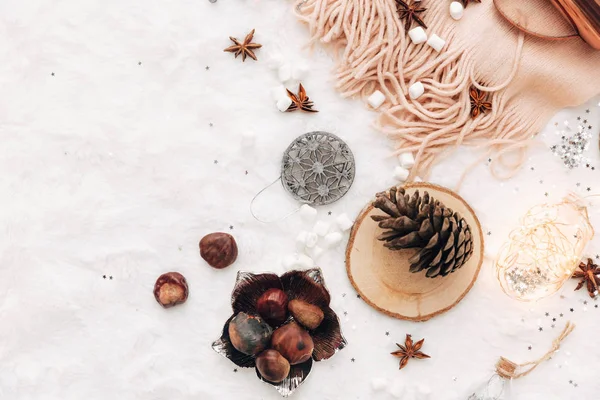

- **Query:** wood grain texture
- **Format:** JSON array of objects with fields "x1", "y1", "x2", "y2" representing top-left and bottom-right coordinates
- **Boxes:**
[{"x1": 555, "y1": 0, "x2": 600, "y2": 48}]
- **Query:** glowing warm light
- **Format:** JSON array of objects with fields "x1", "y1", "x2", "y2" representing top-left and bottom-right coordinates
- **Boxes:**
[{"x1": 495, "y1": 194, "x2": 594, "y2": 301}]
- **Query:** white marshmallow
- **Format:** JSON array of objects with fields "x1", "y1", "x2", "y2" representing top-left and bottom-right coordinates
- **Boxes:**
[
  {"x1": 266, "y1": 52, "x2": 284, "y2": 70},
  {"x1": 292, "y1": 63, "x2": 310, "y2": 81},
  {"x1": 305, "y1": 232, "x2": 319, "y2": 248},
  {"x1": 394, "y1": 166, "x2": 410, "y2": 181},
  {"x1": 323, "y1": 232, "x2": 343, "y2": 248},
  {"x1": 299, "y1": 204, "x2": 318, "y2": 222},
  {"x1": 310, "y1": 245, "x2": 325, "y2": 260},
  {"x1": 276, "y1": 96, "x2": 293, "y2": 112},
  {"x1": 450, "y1": 2, "x2": 464, "y2": 20},
  {"x1": 300, "y1": 204, "x2": 317, "y2": 222},
  {"x1": 241, "y1": 130, "x2": 256, "y2": 147},
  {"x1": 336, "y1": 213, "x2": 354, "y2": 231},
  {"x1": 282, "y1": 253, "x2": 314, "y2": 270},
  {"x1": 278, "y1": 63, "x2": 292, "y2": 82},
  {"x1": 398, "y1": 152, "x2": 415, "y2": 168},
  {"x1": 371, "y1": 378, "x2": 388, "y2": 392},
  {"x1": 408, "y1": 81, "x2": 425, "y2": 100},
  {"x1": 388, "y1": 382, "x2": 406, "y2": 399},
  {"x1": 296, "y1": 231, "x2": 309, "y2": 251},
  {"x1": 313, "y1": 220, "x2": 330, "y2": 237},
  {"x1": 427, "y1": 34, "x2": 446, "y2": 52},
  {"x1": 367, "y1": 90, "x2": 386, "y2": 109},
  {"x1": 271, "y1": 85, "x2": 287, "y2": 101},
  {"x1": 416, "y1": 385, "x2": 432, "y2": 400},
  {"x1": 295, "y1": 254, "x2": 314, "y2": 269},
  {"x1": 408, "y1": 27, "x2": 427, "y2": 45}
]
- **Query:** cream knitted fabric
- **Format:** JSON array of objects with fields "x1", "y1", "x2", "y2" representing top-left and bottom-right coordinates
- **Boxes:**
[{"x1": 294, "y1": 0, "x2": 600, "y2": 184}]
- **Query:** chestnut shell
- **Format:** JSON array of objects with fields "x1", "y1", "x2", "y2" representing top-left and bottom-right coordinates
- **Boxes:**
[
  {"x1": 257, "y1": 288, "x2": 289, "y2": 326},
  {"x1": 153, "y1": 272, "x2": 189, "y2": 308},
  {"x1": 228, "y1": 312, "x2": 272, "y2": 356},
  {"x1": 200, "y1": 232, "x2": 238, "y2": 269},
  {"x1": 271, "y1": 321, "x2": 314, "y2": 365},
  {"x1": 255, "y1": 349, "x2": 291, "y2": 383},
  {"x1": 288, "y1": 299, "x2": 324, "y2": 330}
]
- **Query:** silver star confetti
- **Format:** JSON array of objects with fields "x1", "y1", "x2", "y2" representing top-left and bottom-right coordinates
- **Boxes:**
[
  {"x1": 550, "y1": 123, "x2": 591, "y2": 169},
  {"x1": 502, "y1": 266, "x2": 551, "y2": 299}
]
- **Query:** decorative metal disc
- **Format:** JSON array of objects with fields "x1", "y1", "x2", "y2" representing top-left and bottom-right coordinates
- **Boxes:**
[{"x1": 281, "y1": 131, "x2": 355, "y2": 206}]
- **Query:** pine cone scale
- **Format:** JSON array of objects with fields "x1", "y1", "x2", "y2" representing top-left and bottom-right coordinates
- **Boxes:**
[
  {"x1": 423, "y1": 233, "x2": 439, "y2": 250},
  {"x1": 374, "y1": 197, "x2": 401, "y2": 218},
  {"x1": 385, "y1": 231, "x2": 426, "y2": 249}
]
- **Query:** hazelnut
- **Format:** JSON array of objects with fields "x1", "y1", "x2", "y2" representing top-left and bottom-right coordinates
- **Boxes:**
[
  {"x1": 271, "y1": 321, "x2": 314, "y2": 365},
  {"x1": 200, "y1": 232, "x2": 238, "y2": 269},
  {"x1": 228, "y1": 312, "x2": 273, "y2": 356},
  {"x1": 256, "y1": 349, "x2": 291, "y2": 383},
  {"x1": 288, "y1": 299, "x2": 324, "y2": 330},
  {"x1": 154, "y1": 272, "x2": 189, "y2": 308},
  {"x1": 256, "y1": 288, "x2": 289, "y2": 326}
]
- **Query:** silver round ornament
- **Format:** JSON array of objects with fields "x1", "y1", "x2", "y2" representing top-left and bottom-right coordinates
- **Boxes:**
[{"x1": 281, "y1": 131, "x2": 355, "y2": 206}]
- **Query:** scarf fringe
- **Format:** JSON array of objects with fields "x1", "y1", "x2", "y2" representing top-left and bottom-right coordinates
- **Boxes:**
[{"x1": 294, "y1": 0, "x2": 536, "y2": 188}]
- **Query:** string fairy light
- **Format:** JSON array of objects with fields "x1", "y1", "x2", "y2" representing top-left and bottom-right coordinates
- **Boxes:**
[{"x1": 495, "y1": 194, "x2": 594, "y2": 301}]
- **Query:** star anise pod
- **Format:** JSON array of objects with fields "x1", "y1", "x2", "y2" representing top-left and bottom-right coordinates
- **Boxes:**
[
  {"x1": 462, "y1": 0, "x2": 482, "y2": 7},
  {"x1": 572, "y1": 258, "x2": 600, "y2": 297},
  {"x1": 469, "y1": 87, "x2": 492, "y2": 118},
  {"x1": 286, "y1": 83, "x2": 318, "y2": 113},
  {"x1": 224, "y1": 29, "x2": 262, "y2": 62},
  {"x1": 391, "y1": 334, "x2": 430, "y2": 370},
  {"x1": 396, "y1": 0, "x2": 427, "y2": 31}
]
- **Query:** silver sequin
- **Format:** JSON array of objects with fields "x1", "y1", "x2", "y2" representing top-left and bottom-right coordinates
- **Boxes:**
[{"x1": 551, "y1": 124, "x2": 591, "y2": 169}]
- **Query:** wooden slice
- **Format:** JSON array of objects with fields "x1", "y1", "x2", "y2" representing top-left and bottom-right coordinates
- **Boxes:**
[
  {"x1": 494, "y1": 0, "x2": 579, "y2": 40},
  {"x1": 345, "y1": 183, "x2": 484, "y2": 322}
]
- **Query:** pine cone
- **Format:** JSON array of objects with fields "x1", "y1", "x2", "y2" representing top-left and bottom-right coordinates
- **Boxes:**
[{"x1": 371, "y1": 187, "x2": 473, "y2": 278}]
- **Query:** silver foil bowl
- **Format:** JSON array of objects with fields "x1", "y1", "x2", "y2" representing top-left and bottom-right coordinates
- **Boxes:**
[{"x1": 212, "y1": 268, "x2": 347, "y2": 397}]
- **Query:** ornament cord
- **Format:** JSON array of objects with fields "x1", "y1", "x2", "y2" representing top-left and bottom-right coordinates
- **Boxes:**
[
  {"x1": 495, "y1": 321, "x2": 575, "y2": 380},
  {"x1": 250, "y1": 176, "x2": 302, "y2": 223}
]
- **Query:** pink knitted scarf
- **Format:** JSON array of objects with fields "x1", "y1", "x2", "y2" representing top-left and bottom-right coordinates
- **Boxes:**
[{"x1": 294, "y1": 0, "x2": 600, "y2": 185}]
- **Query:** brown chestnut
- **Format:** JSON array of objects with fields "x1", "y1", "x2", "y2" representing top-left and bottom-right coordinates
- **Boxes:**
[
  {"x1": 257, "y1": 288, "x2": 289, "y2": 326},
  {"x1": 200, "y1": 232, "x2": 238, "y2": 269},
  {"x1": 154, "y1": 272, "x2": 189, "y2": 308},
  {"x1": 271, "y1": 321, "x2": 314, "y2": 365},
  {"x1": 256, "y1": 349, "x2": 291, "y2": 383},
  {"x1": 288, "y1": 299, "x2": 324, "y2": 330},
  {"x1": 228, "y1": 312, "x2": 272, "y2": 356}
]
